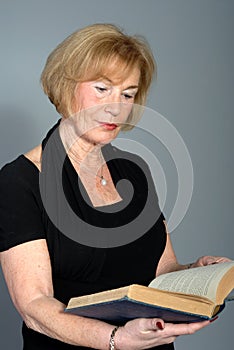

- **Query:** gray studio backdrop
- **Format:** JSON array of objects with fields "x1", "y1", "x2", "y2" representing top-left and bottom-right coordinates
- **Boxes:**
[{"x1": 0, "y1": 0, "x2": 233, "y2": 349}]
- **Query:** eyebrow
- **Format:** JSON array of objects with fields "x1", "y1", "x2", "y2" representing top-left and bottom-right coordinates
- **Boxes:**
[
  {"x1": 123, "y1": 85, "x2": 139, "y2": 90},
  {"x1": 98, "y1": 76, "x2": 139, "y2": 90}
]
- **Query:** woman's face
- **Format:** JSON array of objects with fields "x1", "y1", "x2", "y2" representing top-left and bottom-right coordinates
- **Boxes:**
[{"x1": 71, "y1": 66, "x2": 140, "y2": 145}]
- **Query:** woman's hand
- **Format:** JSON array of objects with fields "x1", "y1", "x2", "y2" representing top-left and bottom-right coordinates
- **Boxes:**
[
  {"x1": 115, "y1": 317, "x2": 211, "y2": 349},
  {"x1": 191, "y1": 255, "x2": 232, "y2": 268}
]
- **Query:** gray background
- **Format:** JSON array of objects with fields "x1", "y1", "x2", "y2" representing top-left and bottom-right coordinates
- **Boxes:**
[{"x1": 0, "y1": 0, "x2": 233, "y2": 348}]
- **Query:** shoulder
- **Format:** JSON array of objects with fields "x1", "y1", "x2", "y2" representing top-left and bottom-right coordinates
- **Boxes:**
[
  {"x1": 0, "y1": 152, "x2": 45, "y2": 252},
  {"x1": 24, "y1": 144, "x2": 42, "y2": 171},
  {"x1": 0, "y1": 151, "x2": 43, "y2": 221},
  {"x1": 0, "y1": 150, "x2": 40, "y2": 192}
]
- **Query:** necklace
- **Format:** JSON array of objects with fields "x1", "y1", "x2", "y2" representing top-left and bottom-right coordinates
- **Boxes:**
[{"x1": 68, "y1": 153, "x2": 108, "y2": 186}]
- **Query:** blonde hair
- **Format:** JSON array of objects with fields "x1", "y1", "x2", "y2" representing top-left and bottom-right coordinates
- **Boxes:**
[{"x1": 41, "y1": 23, "x2": 156, "y2": 130}]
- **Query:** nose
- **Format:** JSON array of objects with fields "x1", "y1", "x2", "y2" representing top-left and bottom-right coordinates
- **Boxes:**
[
  {"x1": 104, "y1": 103, "x2": 121, "y2": 117},
  {"x1": 104, "y1": 94, "x2": 121, "y2": 117}
]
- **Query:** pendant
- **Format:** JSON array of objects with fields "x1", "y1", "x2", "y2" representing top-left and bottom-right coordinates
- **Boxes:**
[{"x1": 100, "y1": 177, "x2": 107, "y2": 186}]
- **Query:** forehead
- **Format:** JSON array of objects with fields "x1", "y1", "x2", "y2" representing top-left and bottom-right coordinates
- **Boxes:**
[
  {"x1": 100, "y1": 70, "x2": 140, "y2": 88},
  {"x1": 83, "y1": 58, "x2": 141, "y2": 86}
]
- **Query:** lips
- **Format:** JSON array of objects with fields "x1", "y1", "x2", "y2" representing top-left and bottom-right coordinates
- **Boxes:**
[{"x1": 99, "y1": 122, "x2": 118, "y2": 130}]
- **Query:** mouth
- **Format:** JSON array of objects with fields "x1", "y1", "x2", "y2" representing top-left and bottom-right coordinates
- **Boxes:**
[{"x1": 98, "y1": 122, "x2": 119, "y2": 131}]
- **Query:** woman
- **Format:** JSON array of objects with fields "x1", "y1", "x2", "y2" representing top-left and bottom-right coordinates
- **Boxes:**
[{"x1": 0, "y1": 23, "x2": 229, "y2": 349}]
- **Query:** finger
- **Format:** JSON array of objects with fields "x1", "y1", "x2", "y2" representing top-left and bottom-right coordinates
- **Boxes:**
[
  {"x1": 172, "y1": 320, "x2": 210, "y2": 336},
  {"x1": 140, "y1": 318, "x2": 165, "y2": 334},
  {"x1": 204, "y1": 256, "x2": 219, "y2": 265},
  {"x1": 215, "y1": 257, "x2": 232, "y2": 263},
  {"x1": 207, "y1": 257, "x2": 231, "y2": 265}
]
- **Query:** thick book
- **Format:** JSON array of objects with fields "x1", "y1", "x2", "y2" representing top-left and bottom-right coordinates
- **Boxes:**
[{"x1": 65, "y1": 261, "x2": 234, "y2": 324}]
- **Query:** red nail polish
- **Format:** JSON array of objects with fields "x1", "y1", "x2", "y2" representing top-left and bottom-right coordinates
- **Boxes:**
[
  {"x1": 210, "y1": 316, "x2": 219, "y2": 323},
  {"x1": 156, "y1": 321, "x2": 164, "y2": 330}
]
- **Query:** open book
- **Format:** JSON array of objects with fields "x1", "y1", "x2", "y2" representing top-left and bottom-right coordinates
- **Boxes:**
[{"x1": 65, "y1": 261, "x2": 234, "y2": 324}]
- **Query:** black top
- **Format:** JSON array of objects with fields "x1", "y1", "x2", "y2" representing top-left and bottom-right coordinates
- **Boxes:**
[{"x1": 0, "y1": 121, "x2": 174, "y2": 350}]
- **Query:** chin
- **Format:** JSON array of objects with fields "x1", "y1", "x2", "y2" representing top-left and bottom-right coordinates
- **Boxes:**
[
  {"x1": 87, "y1": 129, "x2": 120, "y2": 145},
  {"x1": 95, "y1": 137, "x2": 116, "y2": 146}
]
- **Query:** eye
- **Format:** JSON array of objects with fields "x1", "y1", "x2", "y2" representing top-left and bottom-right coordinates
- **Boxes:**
[
  {"x1": 95, "y1": 86, "x2": 108, "y2": 93},
  {"x1": 122, "y1": 88, "x2": 138, "y2": 101},
  {"x1": 123, "y1": 93, "x2": 134, "y2": 100},
  {"x1": 93, "y1": 82, "x2": 111, "y2": 95}
]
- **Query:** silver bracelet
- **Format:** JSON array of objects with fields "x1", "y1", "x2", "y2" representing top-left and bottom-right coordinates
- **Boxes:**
[{"x1": 109, "y1": 326, "x2": 120, "y2": 350}]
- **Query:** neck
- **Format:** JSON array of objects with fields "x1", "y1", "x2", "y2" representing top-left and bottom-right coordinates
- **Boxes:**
[
  {"x1": 59, "y1": 118, "x2": 104, "y2": 168},
  {"x1": 69, "y1": 140, "x2": 103, "y2": 168}
]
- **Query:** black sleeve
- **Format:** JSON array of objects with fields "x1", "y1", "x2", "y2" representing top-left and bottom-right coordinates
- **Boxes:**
[{"x1": 0, "y1": 157, "x2": 45, "y2": 252}]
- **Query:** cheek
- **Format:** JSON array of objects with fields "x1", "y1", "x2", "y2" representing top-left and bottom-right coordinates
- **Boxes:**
[
  {"x1": 76, "y1": 96, "x2": 98, "y2": 112},
  {"x1": 74, "y1": 85, "x2": 100, "y2": 113},
  {"x1": 121, "y1": 103, "x2": 134, "y2": 119}
]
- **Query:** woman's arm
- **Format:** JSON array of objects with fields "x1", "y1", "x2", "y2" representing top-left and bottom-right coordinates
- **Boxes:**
[
  {"x1": 156, "y1": 222, "x2": 188, "y2": 276},
  {"x1": 1, "y1": 238, "x2": 211, "y2": 349},
  {"x1": 0, "y1": 239, "x2": 114, "y2": 348},
  {"x1": 156, "y1": 221, "x2": 231, "y2": 276}
]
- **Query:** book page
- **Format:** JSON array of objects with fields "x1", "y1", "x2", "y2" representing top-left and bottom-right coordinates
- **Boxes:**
[{"x1": 149, "y1": 262, "x2": 234, "y2": 302}]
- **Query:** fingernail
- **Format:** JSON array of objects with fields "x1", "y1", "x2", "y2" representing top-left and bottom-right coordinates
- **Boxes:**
[
  {"x1": 210, "y1": 316, "x2": 219, "y2": 323},
  {"x1": 156, "y1": 321, "x2": 164, "y2": 330}
]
